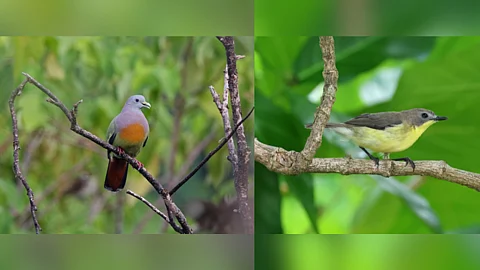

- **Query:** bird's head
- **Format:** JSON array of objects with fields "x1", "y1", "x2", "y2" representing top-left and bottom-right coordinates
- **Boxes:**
[{"x1": 125, "y1": 95, "x2": 151, "y2": 110}]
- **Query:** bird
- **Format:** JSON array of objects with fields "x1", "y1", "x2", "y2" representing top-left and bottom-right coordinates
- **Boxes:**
[
  {"x1": 104, "y1": 95, "x2": 150, "y2": 192},
  {"x1": 305, "y1": 108, "x2": 447, "y2": 169}
]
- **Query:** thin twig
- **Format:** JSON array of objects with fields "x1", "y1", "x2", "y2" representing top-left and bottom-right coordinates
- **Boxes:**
[
  {"x1": 126, "y1": 190, "x2": 183, "y2": 234},
  {"x1": 135, "y1": 129, "x2": 217, "y2": 234},
  {"x1": 217, "y1": 36, "x2": 253, "y2": 234},
  {"x1": 209, "y1": 68, "x2": 237, "y2": 166},
  {"x1": 8, "y1": 78, "x2": 42, "y2": 234},
  {"x1": 169, "y1": 106, "x2": 255, "y2": 195}
]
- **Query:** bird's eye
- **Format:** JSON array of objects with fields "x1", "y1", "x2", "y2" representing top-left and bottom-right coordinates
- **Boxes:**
[
  {"x1": 421, "y1": 113, "x2": 429, "y2": 119},
  {"x1": 135, "y1": 99, "x2": 139, "y2": 102}
]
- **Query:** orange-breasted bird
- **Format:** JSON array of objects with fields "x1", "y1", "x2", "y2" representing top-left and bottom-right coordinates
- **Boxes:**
[{"x1": 104, "y1": 95, "x2": 150, "y2": 192}]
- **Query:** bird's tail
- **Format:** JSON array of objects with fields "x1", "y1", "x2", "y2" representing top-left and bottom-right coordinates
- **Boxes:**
[
  {"x1": 104, "y1": 157, "x2": 128, "y2": 192},
  {"x1": 304, "y1": 123, "x2": 345, "y2": 129}
]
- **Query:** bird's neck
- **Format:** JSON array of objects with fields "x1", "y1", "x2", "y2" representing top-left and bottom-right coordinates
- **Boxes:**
[{"x1": 412, "y1": 120, "x2": 436, "y2": 135}]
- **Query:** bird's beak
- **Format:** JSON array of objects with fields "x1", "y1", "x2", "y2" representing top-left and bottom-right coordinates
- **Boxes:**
[
  {"x1": 434, "y1": 116, "x2": 447, "y2": 121},
  {"x1": 141, "y1": 101, "x2": 151, "y2": 109}
]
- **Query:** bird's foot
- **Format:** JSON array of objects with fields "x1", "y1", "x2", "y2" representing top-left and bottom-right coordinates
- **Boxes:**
[
  {"x1": 360, "y1": 147, "x2": 380, "y2": 168},
  {"x1": 392, "y1": 157, "x2": 415, "y2": 170},
  {"x1": 134, "y1": 159, "x2": 144, "y2": 169},
  {"x1": 117, "y1": 147, "x2": 125, "y2": 155},
  {"x1": 371, "y1": 156, "x2": 380, "y2": 169}
]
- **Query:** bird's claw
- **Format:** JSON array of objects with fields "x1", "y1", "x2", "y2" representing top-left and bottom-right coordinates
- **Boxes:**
[
  {"x1": 392, "y1": 157, "x2": 415, "y2": 171},
  {"x1": 117, "y1": 147, "x2": 125, "y2": 155},
  {"x1": 372, "y1": 157, "x2": 380, "y2": 169},
  {"x1": 134, "y1": 159, "x2": 144, "y2": 169}
]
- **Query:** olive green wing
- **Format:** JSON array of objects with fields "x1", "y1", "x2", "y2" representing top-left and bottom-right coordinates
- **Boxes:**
[
  {"x1": 344, "y1": 112, "x2": 402, "y2": 130},
  {"x1": 106, "y1": 117, "x2": 118, "y2": 159}
]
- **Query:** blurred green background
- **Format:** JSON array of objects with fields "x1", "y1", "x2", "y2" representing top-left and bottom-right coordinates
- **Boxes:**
[
  {"x1": 0, "y1": 235, "x2": 253, "y2": 270},
  {"x1": 255, "y1": 0, "x2": 480, "y2": 35},
  {"x1": 0, "y1": 0, "x2": 253, "y2": 35},
  {"x1": 256, "y1": 234, "x2": 480, "y2": 269},
  {"x1": 0, "y1": 36, "x2": 254, "y2": 234},
  {"x1": 255, "y1": 36, "x2": 480, "y2": 234}
]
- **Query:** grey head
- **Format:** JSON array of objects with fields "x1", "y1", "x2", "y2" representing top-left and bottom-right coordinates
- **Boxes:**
[
  {"x1": 122, "y1": 95, "x2": 151, "y2": 111},
  {"x1": 402, "y1": 108, "x2": 447, "y2": 127}
]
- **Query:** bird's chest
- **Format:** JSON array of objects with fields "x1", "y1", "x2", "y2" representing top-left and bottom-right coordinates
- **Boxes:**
[
  {"x1": 353, "y1": 124, "x2": 423, "y2": 153},
  {"x1": 119, "y1": 123, "x2": 147, "y2": 145},
  {"x1": 378, "y1": 125, "x2": 422, "y2": 153}
]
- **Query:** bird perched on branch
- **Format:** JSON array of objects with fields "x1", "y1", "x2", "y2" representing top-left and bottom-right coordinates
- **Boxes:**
[
  {"x1": 305, "y1": 108, "x2": 447, "y2": 169},
  {"x1": 105, "y1": 95, "x2": 150, "y2": 192}
]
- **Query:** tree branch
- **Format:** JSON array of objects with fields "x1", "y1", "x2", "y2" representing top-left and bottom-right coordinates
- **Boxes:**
[
  {"x1": 255, "y1": 139, "x2": 480, "y2": 191},
  {"x1": 8, "y1": 78, "x2": 42, "y2": 234},
  {"x1": 302, "y1": 37, "x2": 338, "y2": 160},
  {"x1": 168, "y1": 106, "x2": 255, "y2": 195},
  {"x1": 216, "y1": 36, "x2": 253, "y2": 234},
  {"x1": 13, "y1": 72, "x2": 192, "y2": 234},
  {"x1": 134, "y1": 129, "x2": 218, "y2": 234},
  {"x1": 254, "y1": 36, "x2": 480, "y2": 193},
  {"x1": 126, "y1": 190, "x2": 183, "y2": 233}
]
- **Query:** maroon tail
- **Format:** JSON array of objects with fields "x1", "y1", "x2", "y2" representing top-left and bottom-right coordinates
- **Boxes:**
[{"x1": 104, "y1": 157, "x2": 128, "y2": 192}]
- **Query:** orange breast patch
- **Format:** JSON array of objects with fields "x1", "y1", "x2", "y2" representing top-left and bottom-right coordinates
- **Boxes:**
[{"x1": 119, "y1": 123, "x2": 146, "y2": 144}]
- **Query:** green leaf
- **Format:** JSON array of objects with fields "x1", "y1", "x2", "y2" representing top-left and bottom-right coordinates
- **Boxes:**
[{"x1": 297, "y1": 36, "x2": 436, "y2": 84}]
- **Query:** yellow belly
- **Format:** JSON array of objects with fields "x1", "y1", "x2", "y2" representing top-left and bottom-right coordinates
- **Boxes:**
[{"x1": 349, "y1": 121, "x2": 434, "y2": 153}]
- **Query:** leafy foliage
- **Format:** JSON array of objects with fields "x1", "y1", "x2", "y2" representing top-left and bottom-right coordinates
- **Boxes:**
[{"x1": 255, "y1": 36, "x2": 480, "y2": 234}]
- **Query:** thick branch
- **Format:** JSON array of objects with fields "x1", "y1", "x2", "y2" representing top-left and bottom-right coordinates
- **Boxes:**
[
  {"x1": 301, "y1": 36, "x2": 338, "y2": 162},
  {"x1": 217, "y1": 36, "x2": 253, "y2": 234},
  {"x1": 8, "y1": 78, "x2": 42, "y2": 234},
  {"x1": 255, "y1": 139, "x2": 480, "y2": 191},
  {"x1": 17, "y1": 72, "x2": 192, "y2": 234}
]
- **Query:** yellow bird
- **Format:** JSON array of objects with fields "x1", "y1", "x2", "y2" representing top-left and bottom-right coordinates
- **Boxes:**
[{"x1": 306, "y1": 108, "x2": 448, "y2": 169}]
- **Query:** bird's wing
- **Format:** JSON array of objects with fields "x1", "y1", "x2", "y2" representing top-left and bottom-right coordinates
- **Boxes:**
[
  {"x1": 143, "y1": 136, "x2": 148, "y2": 148},
  {"x1": 106, "y1": 117, "x2": 118, "y2": 159},
  {"x1": 344, "y1": 112, "x2": 402, "y2": 130}
]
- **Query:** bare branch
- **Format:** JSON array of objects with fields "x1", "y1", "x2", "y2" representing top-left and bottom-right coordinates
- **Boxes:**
[
  {"x1": 217, "y1": 36, "x2": 253, "y2": 234},
  {"x1": 136, "y1": 129, "x2": 218, "y2": 234},
  {"x1": 255, "y1": 139, "x2": 480, "y2": 191},
  {"x1": 126, "y1": 190, "x2": 183, "y2": 234},
  {"x1": 169, "y1": 106, "x2": 255, "y2": 195},
  {"x1": 15, "y1": 72, "x2": 192, "y2": 234},
  {"x1": 8, "y1": 78, "x2": 41, "y2": 234},
  {"x1": 209, "y1": 83, "x2": 237, "y2": 165},
  {"x1": 301, "y1": 36, "x2": 338, "y2": 162}
]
